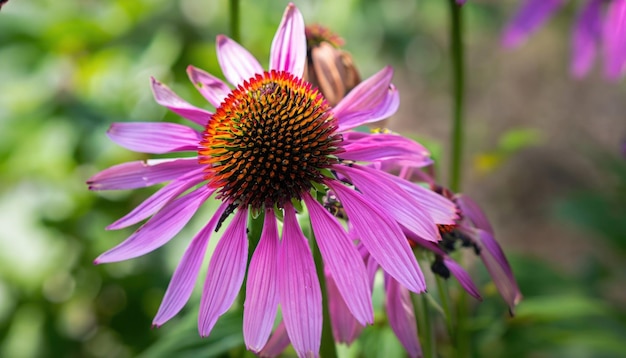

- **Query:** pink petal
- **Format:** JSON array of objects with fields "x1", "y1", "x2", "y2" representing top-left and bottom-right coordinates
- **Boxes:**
[
  {"x1": 326, "y1": 273, "x2": 364, "y2": 344},
  {"x1": 216, "y1": 35, "x2": 264, "y2": 87},
  {"x1": 389, "y1": 174, "x2": 459, "y2": 226},
  {"x1": 336, "y1": 164, "x2": 440, "y2": 242},
  {"x1": 384, "y1": 275, "x2": 422, "y2": 358},
  {"x1": 151, "y1": 77, "x2": 213, "y2": 126},
  {"x1": 86, "y1": 158, "x2": 200, "y2": 191},
  {"x1": 444, "y1": 257, "x2": 482, "y2": 301},
  {"x1": 326, "y1": 180, "x2": 426, "y2": 293},
  {"x1": 333, "y1": 66, "x2": 398, "y2": 132},
  {"x1": 244, "y1": 210, "x2": 280, "y2": 352},
  {"x1": 603, "y1": 0, "x2": 626, "y2": 79},
  {"x1": 186, "y1": 65, "x2": 231, "y2": 108},
  {"x1": 106, "y1": 168, "x2": 205, "y2": 230},
  {"x1": 270, "y1": 3, "x2": 306, "y2": 77},
  {"x1": 571, "y1": 0, "x2": 602, "y2": 78},
  {"x1": 153, "y1": 202, "x2": 229, "y2": 326},
  {"x1": 340, "y1": 133, "x2": 432, "y2": 166},
  {"x1": 107, "y1": 122, "x2": 201, "y2": 154},
  {"x1": 455, "y1": 194, "x2": 494, "y2": 235},
  {"x1": 501, "y1": 0, "x2": 564, "y2": 48},
  {"x1": 278, "y1": 203, "x2": 322, "y2": 357},
  {"x1": 259, "y1": 322, "x2": 290, "y2": 358},
  {"x1": 303, "y1": 193, "x2": 373, "y2": 325},
  {"x1": 471, "y1": 228, "x2": 522, "y2": 313},
  {"x1": 198, "y1": 207, "x2": 249, "y2": 336},
  {"x1": 94, "y1": 186, "x2": 212, "y2": 264}
]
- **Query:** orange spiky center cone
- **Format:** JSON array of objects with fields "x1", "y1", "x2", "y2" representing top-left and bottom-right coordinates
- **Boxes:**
[{"x1": 199, "y1": 70, "x2": 342, "y2": 211}]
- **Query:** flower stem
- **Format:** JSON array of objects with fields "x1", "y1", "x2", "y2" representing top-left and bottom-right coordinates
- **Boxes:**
[
  {"x1": 448, "y1": 0, "x2": 465, "y2": 193},
  {"x1": 413, "y1": 293, "x2": 435, "y2": 358},
  {"x1": 435, "y1": 276, "x2": 455, "y2": 341},
  {"x1": 447, "y1": 2, "x2": 471, "y2": 356},
  {"x1": 311, "y1": 228, "x2": 338, "y2": 358},
  {"x1": 238, "y1": 209, "x2": 264, "y2": 308},
  {"x1": 229, "y1": 0, "x2": 241, "y2": 43}
]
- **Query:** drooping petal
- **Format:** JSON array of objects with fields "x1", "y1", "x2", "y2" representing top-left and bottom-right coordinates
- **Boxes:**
[
  {"x1": 470, "y1": 228, "x2": 522, "y2": 313},
  {"x1": 389, "y1": 174, "x2": 459, "y2": 226},
  {"x1": 303, "y1": 193, "x2": 373, "y2": 325},
  {"x1": 244, "y1": 210, "x2": 280, "y2": 352},
  {"x1": 216, "y1": 35, "x2": 264, "y2": 87},
  {"x1": 333, "y1": 66, "x2": 398, "y2": 132},
  {"x1": 571, "y1": 0, "x2": 602, "y2": 78},
  {"x1": 326, "y1": 272, "x2": 364, "y2": 345},
  {"x1": 86, "y1": 158, "x2": 200, "y2": 191},
  {"x1": 151, "y1": 77, "x2": 213, "y2": 126},
  {"x1": 198, "y1": 207, "x2": 249, "y2": 336},
  {"x1": 153, "y1": 202, "x2": 229, "y2": 326},
  {"x1": 106, "y1": 168, "x2": 205, "y2": 230},
  {"x1": 501, "y1": 0, "x2": 565, "y2": 48},
  {"x1": 278, "y1": 203, "x2": 322, "y2": 358},
  {"x1": 455, "y1": 194, "x2": 494, "y2": 235},
  {"x1": 326, "y1": 180, "x2": 426, "y2": 293},
  {"x1": 270, "y1": 3, "x2": 306, "y2": 76},
  {"x1": 187, "y1": 65, "x2": 232, "y2": 108},
  {"x1": 94, "y1": 186, "x2": 212, "y2": 264},
  {"x1": 443, "y1": 257, "x2": 482, "y2": 301},
  {"x1": 340, "y1": 133, "x2": 432, "y2": 166},
  {"x1": 336, "y1": 164, "x2": 440, "y2": 243},
  {"x1": 603, "y1": 0, "x2": 626, "y2": 79},
  {"x1": 384, "y1": 275, "x2": 422, "y2": 358},
  {"x1": 107, "y1": 122, "x2": 201, "y2": 154},
  {"x1": 259, "y1": 322, "x2": 290, "y2": 358}
]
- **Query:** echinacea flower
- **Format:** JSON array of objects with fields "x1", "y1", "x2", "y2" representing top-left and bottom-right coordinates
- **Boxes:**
[
  {"x1": 378, "y1": 159, "x2": 522, "y2": 313},
  {"x1": 318, "y1": 144, "x2": 521, "y2": 356},
  {"x1": 87, "y1": 3, "x2": 457, "y2": 357},
  {"x1": 502, "y1": 0, "x2": 626, "y2": 79}
]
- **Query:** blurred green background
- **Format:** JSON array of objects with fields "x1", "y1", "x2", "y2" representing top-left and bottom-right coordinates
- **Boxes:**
[{"x1": 1, "y1": 0, "x2": 625, "y2": 357}]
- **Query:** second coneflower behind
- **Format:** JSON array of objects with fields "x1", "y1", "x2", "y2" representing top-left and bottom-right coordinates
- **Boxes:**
[{"x1": 303, "y1": 24, "x2": 361, "y2": 107}]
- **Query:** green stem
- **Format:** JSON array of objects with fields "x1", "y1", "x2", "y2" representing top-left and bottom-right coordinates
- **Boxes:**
[
  {"x1": 311, "y1": 229, "x2": 338, "y2": 358},
  {"x1": 238, "y1": 209, "x2": 264, "y2": 308},
  {"x1": 435, "y1": 276, "x2": 455, "y2": 341},
  {"x1": 413, "y1": 293, "x2": 435, "y2": 358},
  {"x1": 448, "y1": 0, "x2": 465, "y2": 193},
  {"x1": 229, "y1": 0, "x2": 241, "y2": 43},
  {"x1": 447, "y1": 2, "x2": 470, "y2": 357}
]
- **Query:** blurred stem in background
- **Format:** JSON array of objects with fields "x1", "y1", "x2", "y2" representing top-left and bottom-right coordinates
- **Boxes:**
[
  {"x1": 229, "y1": 0, "x2": 241, "y2": 43},
  {"x1": 448, "y1": 0, "x2": 465, "y2": 194},
  {"x1": 448, "y1": 1, "x2": 469, "y2": 357}
]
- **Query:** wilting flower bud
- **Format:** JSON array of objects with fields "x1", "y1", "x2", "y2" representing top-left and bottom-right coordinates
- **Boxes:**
[{"x1": 304, "y1": 24, "x2": 361, "y2": 107}]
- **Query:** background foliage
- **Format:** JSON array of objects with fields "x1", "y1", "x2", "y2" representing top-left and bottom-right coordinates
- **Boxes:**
[{"x1": 1, "y1": 0, "x2": 625, "y2": 357}]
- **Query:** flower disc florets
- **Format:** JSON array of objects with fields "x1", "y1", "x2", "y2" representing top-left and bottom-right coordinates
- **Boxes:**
[{"x1": 199, "y1": 70, "x2": 342, "y2": 210}]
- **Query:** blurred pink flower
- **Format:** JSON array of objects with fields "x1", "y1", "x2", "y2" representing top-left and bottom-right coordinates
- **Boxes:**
[
  {"x1": 503, "y1": 0, "x2": 626, "y2": 79},
  {"x1": 87, "y1": 3, "x2": 457, "y2": 357}
]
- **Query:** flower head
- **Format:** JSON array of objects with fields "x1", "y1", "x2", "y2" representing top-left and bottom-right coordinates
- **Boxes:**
[
  {"x1": 303, "y1": 24, "x2": 361, "y2": 107},
  {"x1": 502, "y1": 0, "x2": 626, "y2": 80},
  {"x1": 87, "y1": 3, "x2": 456, "y2": 357}
]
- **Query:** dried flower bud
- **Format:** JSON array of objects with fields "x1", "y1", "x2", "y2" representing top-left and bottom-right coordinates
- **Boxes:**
[{"x1": 304, "y1": 24, "x2": 361, "y2": 107}]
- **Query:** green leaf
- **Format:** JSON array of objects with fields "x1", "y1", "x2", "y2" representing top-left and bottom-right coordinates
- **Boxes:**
[{"x1": 138, "y1": 310, "x2": 244, "y2": 358}]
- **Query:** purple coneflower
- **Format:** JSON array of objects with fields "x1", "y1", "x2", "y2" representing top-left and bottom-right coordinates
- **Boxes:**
[
  {"x1": 87, "y1": 3, "x2": 456, "y2": 356},
  {"x1": 502, "y1": 0, "x2": 626, "y2": 79},
  {"x1": 329, "y1": 154, "x2": 521, "y2": 356}
]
